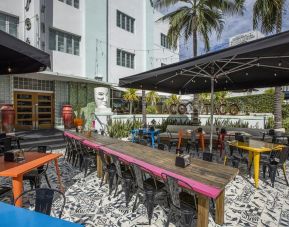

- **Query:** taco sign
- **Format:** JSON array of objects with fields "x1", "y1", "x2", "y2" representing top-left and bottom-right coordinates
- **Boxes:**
[{"x1": 167, "y1": 102, "x2": 239, "y2": 115}]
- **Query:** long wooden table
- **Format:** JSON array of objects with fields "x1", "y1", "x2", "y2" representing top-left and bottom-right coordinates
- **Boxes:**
[
  {"x1": 229, "y1": 139, "x2": 284, "y2": 188},
  {"x1": 64, "y1": 131, "x2": 121, "y2": 177},
  {"x1": 0, "y1": 152, "x2": 63, "y2": 207},
  {"x1": 64, "y1": 131, "x2": 238, "y2": 227}
]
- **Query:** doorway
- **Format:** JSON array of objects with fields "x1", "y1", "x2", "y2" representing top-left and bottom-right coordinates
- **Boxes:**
[{"x1": 14, "y1": 91, "x2": 54, "y2": 130}]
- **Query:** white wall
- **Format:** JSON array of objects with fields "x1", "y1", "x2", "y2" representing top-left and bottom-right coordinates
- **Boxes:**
[
  {"x1": 52, "y1": 0, "x2": 82, "y2": 36},
  {"x1": 152, "y1": 11, "x2": 179, "y2": 69},
  {"x1": 108, "y1": 0, "x2": 147, "y2": 84},
  {"x1": 52, "y1": 51, "x2": 83, "y2": 76},
  {"x1": 0, "y1": 0, "x2": 24, "y2": 40}
]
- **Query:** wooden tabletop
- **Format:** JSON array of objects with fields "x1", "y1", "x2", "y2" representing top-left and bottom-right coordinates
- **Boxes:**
[
  {"x1": 230, "y1": 139, "x2": 284, "y2": 153},
  {"x1": 105, "y1": 141, "x2": 238, "y2": 191},
  {"x1": 67, "y1": 131, "x2": 121, "y2": 146},
  {"x1": 0, "y1": 152, "x2": 62, "y2": 177}
]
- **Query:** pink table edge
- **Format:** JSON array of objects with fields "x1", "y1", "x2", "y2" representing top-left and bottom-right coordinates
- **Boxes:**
[
  {"x1": 64, "y1": 131, "x2": 84, "y2": 141},
  {"x1": 101, "y1": 146, "x2": 221, "y2": 199}
]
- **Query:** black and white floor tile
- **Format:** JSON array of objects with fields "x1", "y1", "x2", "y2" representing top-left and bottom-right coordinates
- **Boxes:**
[{"x1": 1, "y1": 148, "x2": 289, "y2": 226}]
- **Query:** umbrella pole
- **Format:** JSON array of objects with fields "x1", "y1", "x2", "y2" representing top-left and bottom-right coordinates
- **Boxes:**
[{"x1": 209, "y1": 77, "x2": 214, "y2": 153}]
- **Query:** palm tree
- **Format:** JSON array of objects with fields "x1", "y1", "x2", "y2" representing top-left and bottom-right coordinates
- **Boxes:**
[
  {"x1": 165, "y1": 94, "x2": 181, "y2": 106},
  {"x1": 141, "y1": 90, "x2": 147, "y2": 127},
  {"x1": 253, "y1": 0, "x2": 285, "y2": 129},
  {"x1": 123, "y1": 88, "x2": 139, "y2": 114},
  {"x1": 155, "y1": 0, "x2": 244, "y2": 56},
  {"x1": 155, "y1": 0, "x2": 244, "y2": 105},
  {"x1": 146, "y1": 91, "x2": 160, "y2": 106}
]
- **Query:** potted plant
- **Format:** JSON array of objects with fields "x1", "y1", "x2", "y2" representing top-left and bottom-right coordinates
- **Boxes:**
[{"x1": 74, "y1": 105, "x2": 83, "y2": 127}]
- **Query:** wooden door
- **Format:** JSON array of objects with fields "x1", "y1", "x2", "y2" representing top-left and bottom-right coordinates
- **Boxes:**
[{"x1": 14, "y1": 92, "x2": 54, "y2": 130}]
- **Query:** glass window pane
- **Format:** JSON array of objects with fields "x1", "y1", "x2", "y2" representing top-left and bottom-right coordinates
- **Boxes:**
[
  {"x1": 9, "y1": 18, "x2": 18, "y2": 37},
  {"x1": 126, "y1": 54, "x2": 130, "y2": 68},
  {"x1": 74, "y1": 0, "x2": 79, "y2": 8},
  {"x1": 121, "y1": 14, "x2": 125, "y2": 29},
  {"x1": 74, "y1": 38, "x2": 80, "y2": 55},
  {"x1": 117, "y1": 49, "x2": 121, "y2": 65},
  {"x1": 122, "y1": 52, "x2": 125, "y2": 66},
  {"x1": 131, "y1": 55, "x2": 134, "y2": 68},
  {"x1": 49, "y1": 30, "x2": 56, "y2": 50},
  {"x1": 66, "y1": 35, "x2": 72, "y2": 54},
  {"x1": 126, "y1": 18, "x2": 130, "y2": 31},
  {"x1": 0, "y1": 14, "x2": 6, "y2": 32},
  {"x1": 58, "y1": 32, "x2": 64, "y2": 52},
  {"x1": 117, "y1": 11, "x2": 120, "y2": 27},
  {"x1": 131, "y1": 20, "x2": 134, "y2": 33}
]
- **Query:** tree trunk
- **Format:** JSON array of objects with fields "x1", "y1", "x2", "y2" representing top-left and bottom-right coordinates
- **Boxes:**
[
  {"x1": 129, "y1": 101, "x2": 132, "y2": 115},
  {"x1": 274, "y1": 15, "x2": 283, "y2": 129},
  {"x1": 274, "y1": 88, "x2": 283, "y2": 129},
  {"x1": 142, "y1": 90, "x2": 147, "y2": 127},
  {"x1": 192, "y1": 29, "x2": 199, "y2": 107}
]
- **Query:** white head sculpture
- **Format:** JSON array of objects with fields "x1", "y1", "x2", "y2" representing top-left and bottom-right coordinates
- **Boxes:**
[{"x1": 94, "y1": 87, "x2": 111, "y2": 113}]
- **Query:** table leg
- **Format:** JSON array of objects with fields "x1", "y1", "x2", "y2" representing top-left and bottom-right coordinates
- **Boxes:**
[
  {"x1": 253, "y1": 152, "x2": 260, "y2": 188},
  {"x1": 12, "y1": 175, "x2": 23, "y2": 207},
  {"x1": 151, "y1": 133, "x2": 155, "y2": 148},
  {"x1": 215, "y1": 190, "x2": 225, "y2": 225},
  {"x1": 54, "y1": 158, "x2": 64, "y2": 192},
  {"x1": 97, "y1": 153, "x2": 103, "y2": 178},
  {"x1": 197, "y1": 195, "x2": 209, "y2": 227}
]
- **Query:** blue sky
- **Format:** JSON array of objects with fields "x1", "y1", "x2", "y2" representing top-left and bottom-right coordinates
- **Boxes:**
[{"x1": 161, "y1": 0, "x2": 289, "y2": 60}]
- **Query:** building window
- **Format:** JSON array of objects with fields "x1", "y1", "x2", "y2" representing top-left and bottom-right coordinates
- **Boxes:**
[
  {"x1": 161, "y1": 33, "x2": 169, "y2": 48},
  {"x1": 58, "y1": 0, "x2": 79, "y2": 9},
  {"x1": 14, "y1": 77, "x2": 54, "y2": 91},
  {"x1": 116, "y1": 10, "x2": 134, "y2": 33},
  {"x1": 117, "y1": 49, "x2": 134, "y2": 69},
  {"x1": 49, "y1": 29, "x2": 80, "y2": 56},
  {"x1": 0, "y1": 13, "x2": 18, "y2": 37}
]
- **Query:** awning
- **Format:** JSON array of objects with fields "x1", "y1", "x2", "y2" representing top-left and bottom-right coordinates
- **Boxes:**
[
  {"x1": 119, "y1": 30, "x2": 289, "y2": 153},
  {"x1": 0, "y1": 30, "x2": 50, "y2": 75},
  {"x1": 119, "y1": 30, "x2": 289, "y2": 94}
]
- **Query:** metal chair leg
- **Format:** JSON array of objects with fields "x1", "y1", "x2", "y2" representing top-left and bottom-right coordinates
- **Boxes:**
[{"x1": 44, "y1": 173, "x2": 51, "y2": 188}]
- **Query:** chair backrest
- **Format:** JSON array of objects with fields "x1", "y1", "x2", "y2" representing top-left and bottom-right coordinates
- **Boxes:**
[
  {"x1": 131, "y1": 163, "x2": 145, "y2": 190},
  {"x1": 98, "y1": 149, "x2": 108, "y2": 166},
  {"x1": 157, "y1": 143, "x2": 165, "y2": 150},
  {"x1": 0, "y1": 133, "x2": 6, "y2": 139},
  {"x1": 14, "y1": 188, "x2": 66, "y2": 218},
  {"x1": 0, "y1": 137, "x2": 12, "y2": 152},
  {"x1": 203, "y1": 152, "x2": 213, "y2": 162},
  {"x1": 131, "y1": 163, "x2": 158, "y2": 191},
  {"x1": 27, "y1": 145, "x2": 52, "y2": 153},
  {"x1": 161, "y1": 173, "x2": 195, "y2": 209},
  {"x1": 110, "y1": 155, "x2": 123, "y2": 178},
  {"x1": 275, "y1": 146, "x2": 289, "y2": 164}
]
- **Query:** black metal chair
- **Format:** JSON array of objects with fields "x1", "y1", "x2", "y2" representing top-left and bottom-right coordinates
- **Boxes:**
[
  {"x1": 110, "y1": 155, "x2": 134, "y2": 207},
  {"x1": 185, "y1": 131, "x2": 199, "y2": 156},
  {"x1": 131, "y1": 163, "x2": 166, "y2": 225},
  {"x1": 23, "y1": 146, "x2": 52, "y2": 189},
  {"x1": 161, "y1": 173, "x2": 197, "y2": 227},
  {"x1": 79, "y1": 143, "x2": 97, "y2": 177},
  {"x1": 0, "y1": 186, "x2": 13, "y2": 203},
  {"x1": 157, "y1": 143, "x2": 165, "y2": 150},
  {"x1": 262, "y1": 146, "x2": 289, "y2": 187},
  {"x1": 202, "y1": 152, "x2": 213, "y2": 162},
  {"x1": 98, "y1": 149, "x2": 117, "y2": 196},
  {"x1": 0, "y1": 137, "x2": 12, "y2": 154},
  {"x1": 14, "y1": 188, "x2": 66, "y2": 218},
  {"x1": 167, "y1": 130, "x2": 178, "y2": 152}
]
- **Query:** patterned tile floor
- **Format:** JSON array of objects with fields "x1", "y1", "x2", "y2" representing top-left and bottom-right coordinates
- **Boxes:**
[{"x1": 1, "y1": 149, "x2": 289, "y2": 227}]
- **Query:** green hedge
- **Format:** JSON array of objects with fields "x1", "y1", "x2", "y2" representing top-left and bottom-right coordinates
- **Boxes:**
[{"x1": 226, "y1": 94, "x2": 274, "y2": 113}]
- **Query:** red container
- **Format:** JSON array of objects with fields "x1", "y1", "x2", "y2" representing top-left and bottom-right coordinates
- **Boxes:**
[
  {"x1": 62, "y1": 105, "x2": 74, "y2": 129},
  {"x1": 1, "y1": 104, "x2": 15, "y2": 133}
]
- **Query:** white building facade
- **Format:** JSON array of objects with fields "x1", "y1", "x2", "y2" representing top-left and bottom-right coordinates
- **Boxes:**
[{"x1": 0, "y1": 0, "x2": 179, "y2": 130}]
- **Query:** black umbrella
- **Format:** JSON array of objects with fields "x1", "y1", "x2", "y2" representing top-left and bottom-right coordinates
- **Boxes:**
[
  {"x1": 119, "y1": 30, "x2": 289, "y2": 152},
  {"x1": 0, "y1": 30, "x2": 50, "y2": 75}
]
